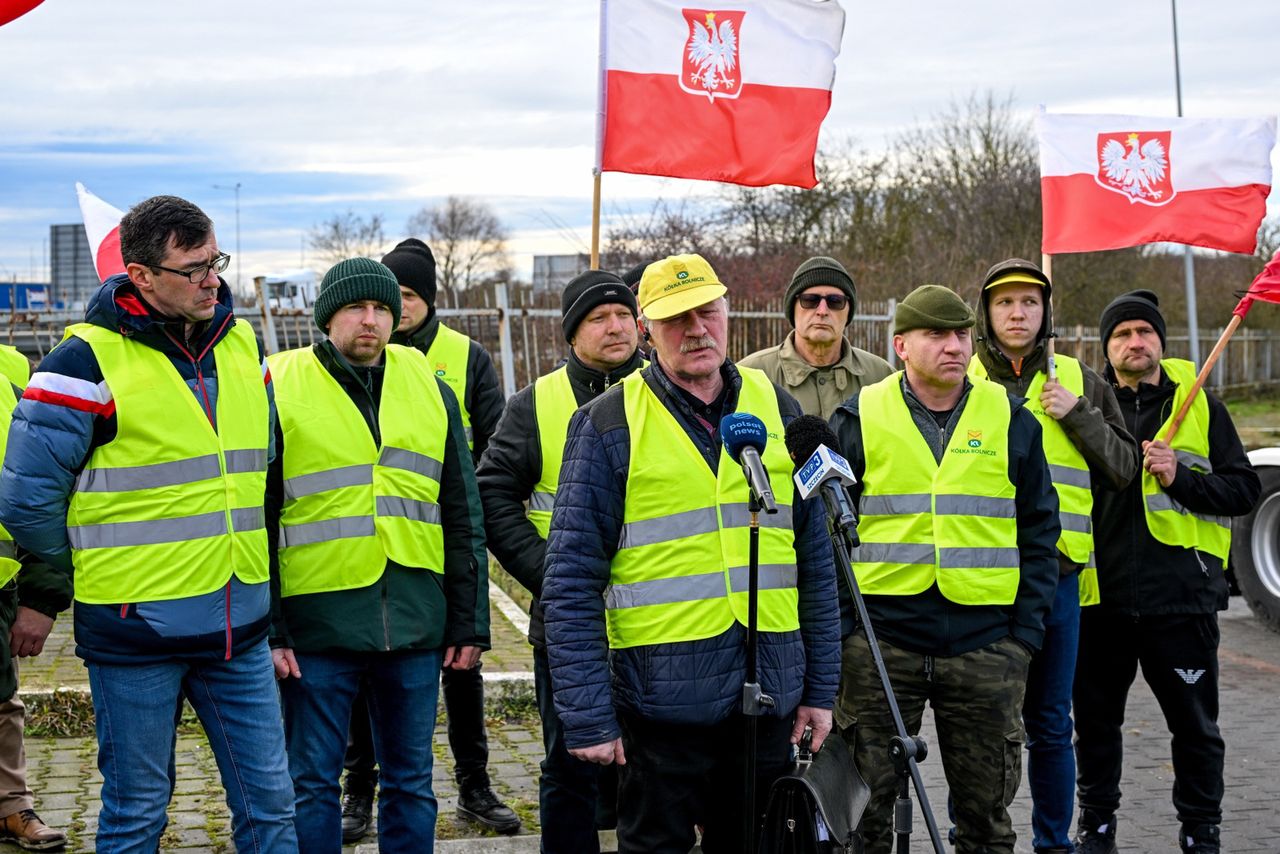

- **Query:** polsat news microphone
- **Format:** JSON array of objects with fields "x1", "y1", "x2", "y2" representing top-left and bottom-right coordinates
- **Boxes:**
[
  {"x1": 784, "y1": 414, "x2": 860, "y2": 546},
  {"x1": 719, "y1": 412, "x2": 778, "y2": 514}
]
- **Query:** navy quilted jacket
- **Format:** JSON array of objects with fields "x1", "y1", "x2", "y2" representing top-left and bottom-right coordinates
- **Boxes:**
[{"x1": 542, "y1": 359, "x2": 841, "y2": 750}]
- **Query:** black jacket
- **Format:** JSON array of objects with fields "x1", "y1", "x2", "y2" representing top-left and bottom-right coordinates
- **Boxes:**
[
  {"x1": 266, "y1": 341, "x2": 490, "y2": 654},
  {"x1": 475, "y1": 349, "x2": 644, "y2": 646},
  {"x1": 392, "y1": 314, "x2": 504, "y2": 463},
  {"x1": 1092, "y1": 364, "x2": 1259, "y2": 615},
  {"x1": 830, "y1": 376, "x2": 1061, "y2": 656}
]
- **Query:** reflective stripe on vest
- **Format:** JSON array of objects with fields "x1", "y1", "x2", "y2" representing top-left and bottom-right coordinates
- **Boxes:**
[
  {"x1": 1142, "y1": 359, "x2": 1232, "y2": 563},
  {"x1": 426, "y1": 324, "x2": 473, "y2": 449},
  {"x1": 528, "y1": 366, "x2": 578, "y2": 538},
  {"x1": 606, "y1": 367, "x2": 800, "y2": 649},
  {"x1": 270, "y1": 344, "x2": 448, "y2": 597},
  {"x1": 65, "y1": 321, "x2": 269, "y2": 604},
  {"x1": 969, "y1": 354, "x2": 1098, "y2": 604},
  {"x1": 852, "y1": 373, "x2": 1019, "y2": 605},
  {"x1": 0, "y1": 381, "x2": 20, "y2": 586}
]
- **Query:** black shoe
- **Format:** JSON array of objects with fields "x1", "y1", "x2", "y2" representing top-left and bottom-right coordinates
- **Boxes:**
[
  {"x1": 1073, "y1": 809, "x2": 1118, "y2": 854},
  {"x1": 1180, "y1": 823, "x2": 1220, "y2": 854},
  {"x1": 456, "y1": 787, "x2": 521, "y2": 834},
  {"x1": 341, "y1": 785, "x2": 374, "y2": 844}
]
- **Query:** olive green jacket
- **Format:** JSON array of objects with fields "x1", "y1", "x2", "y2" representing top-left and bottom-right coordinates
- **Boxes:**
[{"x1": 739, "y1": 332, "x2": 894, "y2": 420}]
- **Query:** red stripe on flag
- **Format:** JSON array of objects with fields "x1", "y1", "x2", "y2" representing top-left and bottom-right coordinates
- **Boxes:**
[
  {"x1": 601, "y1": 71, "x2": 831, "y2": 189},
  {"x1": 95, "y1": 226, "x2": 126, "y2": 280},
  {"x1": 22, "y1": 386, "x2": 116, "y2": 417},
  {"x1": 1041, "y1": 175, "x2": 1270, "y2": 255}
]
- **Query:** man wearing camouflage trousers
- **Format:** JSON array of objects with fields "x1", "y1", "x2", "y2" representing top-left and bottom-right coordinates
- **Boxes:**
[{"x1": 829, "y1": 286, "x2": 1060, "y2": 852}]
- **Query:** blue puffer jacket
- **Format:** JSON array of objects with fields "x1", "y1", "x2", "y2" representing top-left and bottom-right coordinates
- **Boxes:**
[
  {"x1": 0, "y1": 275, "x2": 275, "y2": 665},
  {"x1": 542, "y1": 359, "x2": 841, "y2": 750}
]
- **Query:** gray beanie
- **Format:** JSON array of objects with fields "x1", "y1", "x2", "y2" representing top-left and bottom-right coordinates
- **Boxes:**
[
  {"x1": 785, "y1": 256, "x2": 857, "y2": 326},
  {"x1": 894, "y1": 285, "x2": 975, "y2": 334},
  {"x1": 314, "y1": 258, "x2": 403, "y2": 331}
]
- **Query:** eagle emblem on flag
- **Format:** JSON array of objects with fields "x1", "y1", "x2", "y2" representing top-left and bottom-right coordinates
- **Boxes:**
[
  {"x1": 1096, "y1": 131, "x2": 1175, "y2": 206},
  {"x1": 680, "y1": 9, "x2": 745, "y2": 102}
]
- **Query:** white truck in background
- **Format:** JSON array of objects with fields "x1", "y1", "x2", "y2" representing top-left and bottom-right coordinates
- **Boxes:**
[
  {"x1": 260, "y1": 269, "x2": 318, "y2": 311},
  {"x1": 1232, "y1": 448, "x2": 1280, "y2": 632}
]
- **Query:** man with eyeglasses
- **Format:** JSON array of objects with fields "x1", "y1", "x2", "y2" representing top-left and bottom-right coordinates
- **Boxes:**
[
  {"x1": 0, "y1": 195, "x2": 298, "y2": 851},
  {"x1": 739, "y1": 256, "x2": 892, "y2": 419}
]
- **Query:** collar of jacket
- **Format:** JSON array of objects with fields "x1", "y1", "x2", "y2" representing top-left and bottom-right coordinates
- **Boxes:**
[
  {"x1": 87, "y1": 273, "x2": 237, "y2": 357},
  {"x1": 778, "y1": 332, "x2": 866, "y2": 393},
  {"x1": 391, "y1": 311, "x2": 439, "y2": 353},
  {"x1": 1105, "y1": 360, "x2": 1175, "y2": 404},
  {"x1": 644, "y1": 354, "x2": 742, "y2": 420},
  {"x1": 975, "y1": 335, "x2": 1048, "y2": 382},
  {"x1": 566, "y1": 347, "x2": 644, "y2": 397}
]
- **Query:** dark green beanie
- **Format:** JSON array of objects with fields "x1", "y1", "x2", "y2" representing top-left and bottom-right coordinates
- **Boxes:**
[
  {"x1": 893, "y1": 285, "x2": 975, "y2": 334},
  {"x1": 314, "y1": 257, "x2": 403, "y2": 331},
  {"x1": 785, "y1": 256, "x2": 857, "y2": 326}
]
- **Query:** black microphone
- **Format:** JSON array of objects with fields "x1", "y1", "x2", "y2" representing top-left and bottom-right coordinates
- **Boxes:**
[
  {"x1": 720, "y1": 413, "x2": 778, "y2": 514},
  {"x1": 784, "y1": 414, "x2": 859, "y2": 545}
]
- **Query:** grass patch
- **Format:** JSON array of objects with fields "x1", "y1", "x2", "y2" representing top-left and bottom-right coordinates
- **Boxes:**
[
  {"x1": 489, "y1": 558, "x2": 533, "y2": 614},
  {"x1": 25, "y1": 689, "x2": 95, "y2": 738}
]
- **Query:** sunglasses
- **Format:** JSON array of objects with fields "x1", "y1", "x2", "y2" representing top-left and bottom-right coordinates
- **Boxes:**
[{"x1": 796, "y1": 293, "x2": 849, "y2": 311}]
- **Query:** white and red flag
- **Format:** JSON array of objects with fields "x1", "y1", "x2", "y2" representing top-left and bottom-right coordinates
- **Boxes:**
[
  {"x1": 75, "y1": 182, "x2": 126, "y2": 282},
  {"x1": 598, "y1": 0, "x2": 845, "y2": 188},
  {"x1": 1037, "y1": 112, "x2": 1276, "y2": 255}
]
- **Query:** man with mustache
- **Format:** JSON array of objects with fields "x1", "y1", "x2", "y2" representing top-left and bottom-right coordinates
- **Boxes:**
[
  {"x1": 740, "y1": 256, "x2": 892, "y2": 419},
  {"x1": 477, "y1": 269, "x2": 643, "y2": 853},
  {"x1": 829, "y1": 284, "x2": 1060, "y2": 854},
  {"x1": 541, "y1": 254, "x2": 840, "y2": 853}
]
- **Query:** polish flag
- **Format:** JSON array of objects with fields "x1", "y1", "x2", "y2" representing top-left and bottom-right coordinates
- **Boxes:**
[
  {"x1": 0, "y1": 1, "x2": 46, "y2": 28},
  {"x1": 1037, "y1": 112, "x2": 1276, "y2": 255},
  {"x1": 598, "y1": 0, "x2": 845, "y2": 188},
  {"x1": 76, "y1": 182, "x2": 126, "y2": 282}
]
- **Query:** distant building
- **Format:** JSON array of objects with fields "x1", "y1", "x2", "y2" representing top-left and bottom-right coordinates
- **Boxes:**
[
  {"x1": 532, "y1": 253, "x2": 612, "y2": 294},
  {"x1": 0, "y1": 282, "x2": 51, "y2": 311},
  {"x1": 50, "y1": 223, "x2": 99, "y2": 310}
]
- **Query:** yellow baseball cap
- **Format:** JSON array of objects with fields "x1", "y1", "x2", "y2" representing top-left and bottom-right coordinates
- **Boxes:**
[
  {"x1": 984, "y1": 272, "x2": 1048, "y2": 290},
  {"x1": 637, "y1": 254, "x2": 728, "y2": 320}
]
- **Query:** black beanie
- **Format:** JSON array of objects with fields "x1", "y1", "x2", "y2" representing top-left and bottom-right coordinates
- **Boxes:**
[
  {"x1": 785, "y1": 256, "x2": 857, "y2": 326},
  {"x1": 381, "y1": 238, "x2": 437, "y2": 308},
  {"x1": 314, "y1": 257, "x2": 402, "y2": 331},
  {"x1": 621, "y1": 261, "x2": 650, "y2": 294},
  {"x1": 1099, "y1": 289, "x2": 1166, "y2": 352},
  {"x1": 561, "y1": 270, "x2": 638, "y2": 342}
]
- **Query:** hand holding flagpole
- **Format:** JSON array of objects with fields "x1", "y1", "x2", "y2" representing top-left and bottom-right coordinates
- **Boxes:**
[{"x1": 1162, "y1": 250, "x2": 1280, "y2": 444}]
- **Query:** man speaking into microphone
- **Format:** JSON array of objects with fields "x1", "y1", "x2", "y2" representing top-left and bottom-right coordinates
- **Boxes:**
[{"x1": 541, "y1": 254, "x2": 840, "y2": 854}]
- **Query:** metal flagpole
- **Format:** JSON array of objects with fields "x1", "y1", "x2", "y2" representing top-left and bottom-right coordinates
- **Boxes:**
[{"x1": 1171, "y1": 0, "x2": 1202, "y2": 365}]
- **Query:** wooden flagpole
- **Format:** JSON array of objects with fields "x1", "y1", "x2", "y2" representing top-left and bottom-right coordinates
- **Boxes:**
[
  {"x1": 1041, "y1": 252, "x2": 1057, "y2": 380},
  {"x1": 590, "y1": 170, "x2": 602, "y2": 269},
  {"x1": 591, "y1": 0, "x2": 607, "y2": 271},
  {"x1": 1161, "y1": 314, "x2": 1242, "y2": 444}
]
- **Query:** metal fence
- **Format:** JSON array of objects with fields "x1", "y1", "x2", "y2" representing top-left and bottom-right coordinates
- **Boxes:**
[{"x1": 6, "y1": 285, "x2": 1280, "y2": 399}]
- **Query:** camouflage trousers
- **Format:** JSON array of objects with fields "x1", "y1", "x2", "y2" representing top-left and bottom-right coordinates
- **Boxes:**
[{"x1": 834, "y1": 631, "x2": 1031, "y2": 854}]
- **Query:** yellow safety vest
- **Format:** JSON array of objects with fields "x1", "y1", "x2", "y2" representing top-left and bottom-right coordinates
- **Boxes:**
[
  {"x1": 853, "y1": 374, "x2": 1020, "y2": 605},
  {"x1": 970, "y1": 355, "x2": 1099, "y2": 606},
  {"x1": 607, "y1": 367, "x2": 800, "y2": 650},
  {"x1": 270, "y1": 344, "x2": 449, "y2": 597},
  {"x1": 0, "y1": 381, "x2": 21, "y2": 586},
  {"x1": 1143, "y1": 359, "x2": 1232, "y2": 564},
  {"x1": 65, "y1": 322, "x2": 269, "y2": 604},
  {"x1": 426, "y1": 323, "x2": 473, "y2": 449},
  {"x1": 528, "y1": 366, "x2": 578, "y2": 538},
  {"x1": 0, "y1": 345, "x2": 29, "y2": 389}
]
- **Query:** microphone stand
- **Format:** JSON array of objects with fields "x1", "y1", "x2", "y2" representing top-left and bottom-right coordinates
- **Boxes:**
[
  {"x1": 742, "y1": 490, "x2": 775, "y2": 854},
  {"x1": 819, "y1": 489, "x2": 946, "y2": 854}
]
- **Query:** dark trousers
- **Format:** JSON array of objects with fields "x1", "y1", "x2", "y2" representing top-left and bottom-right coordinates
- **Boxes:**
[
  {"x1": 615, "y1": 709, "x2": 793, "y2": 854},
  {"x1": 1074, "y1": 610, "x2": 1224, "y2": 827},
  {"x1": 345, "y1": 663, "x2": 491, "y2": 792},
  {"x1": 533, "y1": 645, "x2": 616, "y2": 854}
]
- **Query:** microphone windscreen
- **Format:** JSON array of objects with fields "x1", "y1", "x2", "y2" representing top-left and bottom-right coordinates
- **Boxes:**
[
  {"x1": 784, "y1": 414, "x2": 838, "y2": 467},
  {"x1": 720, "y1": 412, "x2": 768, "y2": 463}
]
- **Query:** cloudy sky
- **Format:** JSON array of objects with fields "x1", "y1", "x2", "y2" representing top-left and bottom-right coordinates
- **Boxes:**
[{"x1": 0, "y1": 0, "x2": 1276, "y2": 289}]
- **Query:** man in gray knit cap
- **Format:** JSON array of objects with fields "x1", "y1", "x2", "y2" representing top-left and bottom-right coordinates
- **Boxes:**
[
  {"x1": 829, "y1": 284, "x2": 1060, "y2": 854},
  {"x1": 739, "y1": 256, "x2": 892, "y2": 419}
]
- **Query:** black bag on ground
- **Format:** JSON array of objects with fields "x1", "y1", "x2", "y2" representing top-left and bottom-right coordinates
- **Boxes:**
[{"x1": 759, "y1": 731, "x2": 869, "y2": 854}]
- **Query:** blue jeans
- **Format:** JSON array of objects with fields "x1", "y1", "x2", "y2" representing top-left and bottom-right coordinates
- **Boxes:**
[
  {"x1": 1024, "y1": 574, "x2": 1081, "y2": 850},
  {"x1": 86, "y1": 639, "x2": 297, "y2": 854},
  {"x1": 281, "y1": 648, "x2": 442, "y2": 854}
]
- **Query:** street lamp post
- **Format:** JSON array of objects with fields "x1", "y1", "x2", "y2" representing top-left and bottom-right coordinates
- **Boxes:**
[{"x1": 212, "y1": 182, "x2": 242, "y2": 293}]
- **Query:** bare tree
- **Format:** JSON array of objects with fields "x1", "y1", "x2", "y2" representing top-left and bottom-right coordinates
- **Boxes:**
[
  {"x1": 309, "y1": 211, "x2": 386, "y2": 270},
  {"x1": 407, "y1": 197, "x2": 511, "y2": 297}
]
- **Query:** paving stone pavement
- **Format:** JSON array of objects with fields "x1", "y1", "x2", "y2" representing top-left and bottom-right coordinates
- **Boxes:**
[{"x1": 6, "y1": 598, "x2": 1278, "y2": 852}]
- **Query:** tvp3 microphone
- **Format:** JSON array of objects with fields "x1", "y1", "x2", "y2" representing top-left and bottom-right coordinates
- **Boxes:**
[
  {"x1": 720, "y1": 412, "x2": 778, "y2": 514},
  {"x1": 784, "y1": 414, "x2": 859, "y2": 545}
]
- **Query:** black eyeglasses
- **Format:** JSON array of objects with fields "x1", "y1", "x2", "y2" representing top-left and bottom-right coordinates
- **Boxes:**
[
  {"x1": 150, "y1": 252, "x2": 231, "y2": 284},
  {"x1": 796, "y1": 293, "x2": 848, "y2": 311}
]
